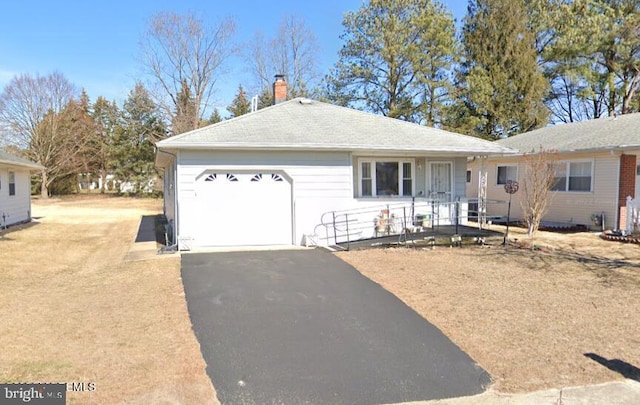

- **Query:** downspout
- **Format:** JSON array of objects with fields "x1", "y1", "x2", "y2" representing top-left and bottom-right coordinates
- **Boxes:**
[
  {"x1": 157, "y1": 148, "x2": 179, "y2": 250},
  {"x1": 614, "y1": 151, "x2": 622, "y2": 230}
]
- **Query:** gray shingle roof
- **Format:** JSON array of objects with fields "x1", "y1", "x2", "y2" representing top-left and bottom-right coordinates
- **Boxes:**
[
  {"x1": 496, "y1": 113, "x2": 640, "y2": 153},
  {"x1": 0, "y1": 149, "x2": 43, "y2": 170},
  {"x1": 157, "y1": 98, "x2": 515, "y2": 156}
]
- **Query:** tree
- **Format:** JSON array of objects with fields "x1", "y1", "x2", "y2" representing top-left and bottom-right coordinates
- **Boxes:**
[
  {"x1": 0, "y1": 72, "x2": 79, "y2": 197},
  {"x1": 90, "y1": 96, "x2": 120, "y2": 192},
  {"x1": 57, "y1": 91, "x2": 97, "y2": 193},
  {"x1": 541, "y1": 0, "x2": 640, "y2": 121},
  {"x1": 111, "y1": 83, "x2": 167, "y2": 194},
  {"x1": 172, "y1": 79, "x2": 198, "y2": 134},
  {"x1": 324, "y1": 0, "x2": 457, "y2": 124},
  {"x1": 247, "y1": 15, "x2": 319, "y2": 102},
  {"x1": 227, "y1": 85, "x2": 251, "y2": 118},
  {"x1": 452, "y1": 0, "x2": 549, "y2": 138},
  {"x1": 140, "y1": 11, "x2": 235, "y2": 134},
  {"x1": 520, "y1": 147, "x2": 558, "y2": 240},
  {"x1": 206, "y1": 108, "x2": 223, "y2": 125}
]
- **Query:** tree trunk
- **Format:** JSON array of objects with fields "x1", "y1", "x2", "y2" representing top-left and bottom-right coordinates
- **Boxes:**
[
  {"x1": 100, "y1": 170, "x2": 106, "y2": 194},
  {"x1": 40, "y1": 171, "x2": 49, "y2": 199}
]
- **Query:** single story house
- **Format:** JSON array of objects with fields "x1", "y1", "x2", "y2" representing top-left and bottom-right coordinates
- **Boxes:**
[
  {"x1": 0, "y1": 150, "x2": 43, "y2": 227},
  {"x1": 155, "y1": 92, "x2": 514, "y2": 250},
  {"x1": 466, "y1": 113, "x2": 640, "y2": 231}
]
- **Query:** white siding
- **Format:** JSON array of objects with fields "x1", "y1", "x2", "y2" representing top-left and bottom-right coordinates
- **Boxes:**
[
  {"x1": 0, "y1": 167, "x2": 32, "y2": 227},
  {"x1": 476, "y1": 152, "x2": 619, "y2": 230},
  {"x1": 176, "y1": 150, "x2": 353, "y2": 247},
  {"x1": 173, "y1": 150, "x2": 473, "y2": 248}
]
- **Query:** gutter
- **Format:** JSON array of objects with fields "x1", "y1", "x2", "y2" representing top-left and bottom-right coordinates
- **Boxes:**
[
  {"x1": 155, "y1": 143, "x2": 516, "y2": 156},
  {"x1": 493, "y1": 144, "x2": 640, "y2": 157}
]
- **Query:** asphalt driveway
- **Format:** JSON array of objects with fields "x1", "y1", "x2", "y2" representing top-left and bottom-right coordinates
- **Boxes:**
[{"x1": 181, "y1": 249, "x2": 490, "y2": 405}]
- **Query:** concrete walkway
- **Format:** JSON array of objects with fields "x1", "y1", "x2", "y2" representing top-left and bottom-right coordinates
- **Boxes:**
[{"x1": 393, "y1": 380, "x2": 640, "y2": 405}]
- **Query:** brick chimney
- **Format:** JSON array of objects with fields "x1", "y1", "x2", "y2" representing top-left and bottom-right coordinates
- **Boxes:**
[{"x1": 273, "y1": 74, "x2": 287, "y2": 105}]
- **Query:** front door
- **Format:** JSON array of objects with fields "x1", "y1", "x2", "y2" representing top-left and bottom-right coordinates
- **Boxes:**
[{"x1": 429, "y1": 162, "x2": 452, "y2": 201}]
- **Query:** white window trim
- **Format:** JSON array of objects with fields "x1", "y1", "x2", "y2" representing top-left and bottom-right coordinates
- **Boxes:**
[
  {"x1": 8, "y1": 170, "x2": 15, "y2": 196},
  {"x1": 357, "y1": 158, "x2": 415, "y2": 197},
  {"x1": 552, "y1": 159, "x2": 594, "y2": 193},
  {"x1": 496, "y1": 164, "x2": 518, "y2": 185},
  {"x1": 428, "y1": 161, "x2": 454, "y2": 200}
]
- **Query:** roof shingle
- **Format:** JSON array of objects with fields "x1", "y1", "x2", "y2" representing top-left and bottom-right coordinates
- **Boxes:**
[
  {"x1": 496, "y1": 113, "x2": 640, "y2": 153},
  {"x1": 157, "y1": 98, "x2": 515, "y2": 156},
  {"x1": 0, "y1": 149, "x2": 43, "y2": 170}
]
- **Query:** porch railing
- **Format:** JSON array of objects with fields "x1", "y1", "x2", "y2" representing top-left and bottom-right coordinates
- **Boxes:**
[{"x1": 312, "y1": 198, "x2": 467, "y2": 248}]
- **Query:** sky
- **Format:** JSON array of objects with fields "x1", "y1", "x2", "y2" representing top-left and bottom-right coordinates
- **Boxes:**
[{"x1": 0, "y1": 0, "x2": 468, "y2": 115}]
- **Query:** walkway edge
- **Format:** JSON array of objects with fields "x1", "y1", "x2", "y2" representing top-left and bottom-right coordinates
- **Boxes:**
[{"x1": 389, "y1": 379, "x2": 640, "y2": 405}]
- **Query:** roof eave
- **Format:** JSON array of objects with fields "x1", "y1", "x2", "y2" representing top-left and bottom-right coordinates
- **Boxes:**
[
  {"x1": 155, "y1": 142, "x2": 515, "y2": 156},
  {"x1": 490, "y1": 144, "x2": 640, "y2": 157},
  {"x1": 0, "y1": 159, "x2": 45, "y2": 171}
]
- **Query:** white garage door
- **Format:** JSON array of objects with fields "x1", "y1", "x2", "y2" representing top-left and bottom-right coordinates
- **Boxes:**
[{"x1": 196, "y1": 171, "x2": 292, "y2": 247}]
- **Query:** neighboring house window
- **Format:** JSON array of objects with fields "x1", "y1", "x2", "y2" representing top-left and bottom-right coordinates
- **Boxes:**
[
  {"x1": 496, "y1": 165, "x2": 517, "y2": 185},
  {"x1": 466, "y1": 170, "x2": 472, "y2": 183},
  {"x1": 551, "y1": 161, "x2": 593, "y2": 192},
  {"x1": 9, "y1": 171, "x2": 15, "y2": 196},
  {"x1": 359, "y1": 159, "x2": 413, "y2": 197}
]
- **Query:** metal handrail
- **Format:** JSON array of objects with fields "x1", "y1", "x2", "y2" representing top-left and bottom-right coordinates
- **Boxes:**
[{"x1": 315, "y1": 199, "x2": 463, "y2": 247}]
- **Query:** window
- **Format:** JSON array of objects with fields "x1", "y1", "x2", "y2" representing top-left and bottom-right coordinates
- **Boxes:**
[
  {"x1": 466, "y1": 170, "x2": 472, "y2": 183},
  {"x1": 551, "y1": 161, "x2": 593, "y2": 192},
  {"x1": 496, "y1": 165, "x2": 517, "y2": 185},
  {"x1": 361, "y1": 162, "x2": 372, "y2": 196},
  {"x1": 359, "y1": 159, "x2": 413, "y2": 197},
  {"x1": 551, "y1": 163, "x2": 566, "y2": 191},
  {"x1": 9, "y1": 171, "x2": 15, "y2": 196},
  {"x1": 568, "y1": 161, "x2": 592, "y2": 191}
]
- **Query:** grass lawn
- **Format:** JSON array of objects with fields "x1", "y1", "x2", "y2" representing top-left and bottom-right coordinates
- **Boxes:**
[
  {"x1": 337, "y1": 227, "x2": 640, "y2": 393},
  {"x1": 0, "y1": 196, "x2": 218, "y2": 405}
]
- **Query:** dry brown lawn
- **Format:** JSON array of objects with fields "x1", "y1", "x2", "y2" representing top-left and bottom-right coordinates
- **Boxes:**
[
  {"x1": 337, "y1": 226, "x2": 640, "y2": 393},
  {"x1": 0, "y1": 195, "x2": 218, "y2": 405}
]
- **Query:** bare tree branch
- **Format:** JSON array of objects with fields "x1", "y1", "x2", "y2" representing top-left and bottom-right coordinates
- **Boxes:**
[
  {"x1": 139, "y1": 12, "x2": 235, "y2": 134},
  {"x1": 0, "y1": 72, "x2": 78, "y2": 197}
]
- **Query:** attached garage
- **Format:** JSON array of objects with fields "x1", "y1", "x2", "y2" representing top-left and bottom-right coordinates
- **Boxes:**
[{"x1": 195, "y1": 171, "x2": 293, "y2": 246}]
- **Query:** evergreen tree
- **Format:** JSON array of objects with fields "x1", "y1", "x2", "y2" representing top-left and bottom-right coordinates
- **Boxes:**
[
  {"x1": 205, "y1": 108, "x2": 223, "y2": 125},
  {"x1": 90, "y1": 96, "x2": 119, "y2": 192},
  {"x1": 452, "y1": 0, "x2": 549, "y2": 139},
  {"x1": 172, "y1": 79, "x2": 198, "y2": 134},
  {"x1": 324, "y1": 0, "x2": 457, "y2": 124},
  {"x1": 44, "y1": 91, "x2": 96, "y2": 194},
  {"x1": 227, "y1": 85, "x2": 251, "y2": 118},
  {"x1": 111, "y1": 83, "x2": 167, "y2": 194},
  {"x1": 542, "y1": 0, "x2": 640, "y2": 121}
]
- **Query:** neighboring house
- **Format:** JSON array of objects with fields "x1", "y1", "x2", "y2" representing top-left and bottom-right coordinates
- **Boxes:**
[
  {"x1": 0, "y1": 150, "x2": 44, "y2": 228},
  {"x1": 155, "y1": 87, "x2": 514, "y2": 250},
  {"x1": 467, "y1": 113, "x2": 640, "y2": 231}
]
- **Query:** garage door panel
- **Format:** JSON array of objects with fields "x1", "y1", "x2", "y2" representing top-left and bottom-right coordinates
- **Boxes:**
[{"x1": 196, "y1": 172, "x2": 292, "y2": 247}]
